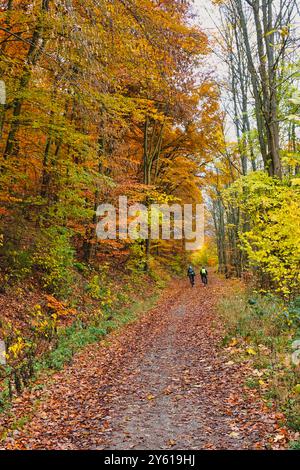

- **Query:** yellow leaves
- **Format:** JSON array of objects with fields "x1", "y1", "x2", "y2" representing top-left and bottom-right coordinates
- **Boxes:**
[
  {"x1": 279, "y1": 26, "x2": 289, "y2": 38},
  {"x1": 30, "y1": 302, "x2": 63, "y2": 340},
  {"x1": 246, "y1": 348, "x2": 257, "y2": 356},
  {"x1": 229, "y1": 337, "x2": 239, "y2": 347},
  {"x1": 146, "y1": 394, "x2": 155, "y2": 401},
  {"x1": 294, "y1": 384, "x2": 300, "y2": 395},
  {"x1": 7, "y1": 336, "x2": 30, "y2": 360},
  {"x1": 225, "y1": 172, "x2": 300, "y2": 297},
  {"x1": 0, "y1": 194, "x2": 23, "y2": 204}
]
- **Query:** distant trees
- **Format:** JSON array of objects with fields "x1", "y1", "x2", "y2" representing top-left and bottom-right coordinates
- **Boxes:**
[
  {"x1": 0, "y1": 1, "x2": 222, "y2": 282},
  {"x1": 220, "y1": 0, "x2": 299, "y2": 178},
  {"x1": 209, "y1": 0, "x2": 300, "y2": 293}
]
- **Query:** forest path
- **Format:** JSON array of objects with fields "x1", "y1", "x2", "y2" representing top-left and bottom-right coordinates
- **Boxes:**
[{"x1": 2, "y1": 275, "x2": 281, "y2": 450}]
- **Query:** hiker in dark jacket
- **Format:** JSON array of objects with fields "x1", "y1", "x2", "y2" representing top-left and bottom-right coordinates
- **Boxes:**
[{"x1": 187, "y1": 265, "x2": 195, "y2": 287}]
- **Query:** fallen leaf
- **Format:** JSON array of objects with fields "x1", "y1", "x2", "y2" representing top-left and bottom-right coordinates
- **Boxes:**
[
  {"x1": 167, "y1": 439, "x2": 176, "y2": 447},
  {"x1": 246, "y1": 348, "x2": 257, "y2": 355},
  {"x1": 146, "y1": 394, "x2": 155, "y2": 401}
]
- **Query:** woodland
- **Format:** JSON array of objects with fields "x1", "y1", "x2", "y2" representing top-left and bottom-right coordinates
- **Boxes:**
[{"x1": 0, "y1": 0, "x2": 299, "y2": 451}]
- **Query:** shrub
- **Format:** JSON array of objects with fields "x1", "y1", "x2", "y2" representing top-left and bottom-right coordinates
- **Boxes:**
[
  {"x1": 126, "y1": 242, "x2": 147, "y2": 273},
  {"x1": 0, "y1": 240, "x2": 32, "y2": 285},
  {"x1": 224, "y1": 172, "x2": 300, "y2": 299},
  {"x1": 33, "y1": 227, "x2": 75, "y2": 297},
  {"x1": 40, "y1": 323, "x2": 108, "y2": 371},
  {"x1": 218, "y1": 286, "x2": 300, "y2": 435}
]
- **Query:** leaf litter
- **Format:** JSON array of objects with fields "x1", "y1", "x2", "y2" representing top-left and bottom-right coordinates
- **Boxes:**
[{"x1": 0, "y1": 276, "x2": 290, "y2": 450}]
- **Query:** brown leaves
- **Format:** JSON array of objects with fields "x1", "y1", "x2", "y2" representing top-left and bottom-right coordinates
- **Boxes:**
[{"x1": 0, "y1": 276, "x2": 292, "y2": 450}]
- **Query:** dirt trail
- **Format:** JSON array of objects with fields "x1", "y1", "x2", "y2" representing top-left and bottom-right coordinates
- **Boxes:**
[{"x1": 1, "y1": 275, "x2": 282, "y2": 450}]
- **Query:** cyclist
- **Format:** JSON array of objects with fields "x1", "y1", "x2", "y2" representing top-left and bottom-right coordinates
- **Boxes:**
[
  {"x1": 187, "y1": 265, "x2": 196, "y2": 287},
  {"x1": 200, "y1": 267, "x2": 208, "y2": 285}
]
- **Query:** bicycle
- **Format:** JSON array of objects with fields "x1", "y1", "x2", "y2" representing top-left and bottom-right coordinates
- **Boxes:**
[{"x1": 188, "y1": 274, "x2": 195, "y2": 287}]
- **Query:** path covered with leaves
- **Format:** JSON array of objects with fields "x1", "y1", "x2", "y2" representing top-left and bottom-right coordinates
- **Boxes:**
[{"x1": 2, "y1": 276, "x2": 286, "y2": 450}]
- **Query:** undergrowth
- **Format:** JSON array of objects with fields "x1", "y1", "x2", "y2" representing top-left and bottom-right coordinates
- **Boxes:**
[
  {"x1": 218, "y1": 284, "x2": 300, "y2": 446},
  {"x1": 0, "y1": 255, "x2": 169, "y2": 414}
]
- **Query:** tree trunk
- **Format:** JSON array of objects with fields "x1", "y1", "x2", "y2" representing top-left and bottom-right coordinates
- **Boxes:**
[{"x1": 2, "y1": 0, "x2": 50, "y2": 161}]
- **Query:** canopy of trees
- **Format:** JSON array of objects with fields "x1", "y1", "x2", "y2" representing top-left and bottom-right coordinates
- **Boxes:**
[{"x1": 0, "y1": 0, "x2": 222, "y2": 285}]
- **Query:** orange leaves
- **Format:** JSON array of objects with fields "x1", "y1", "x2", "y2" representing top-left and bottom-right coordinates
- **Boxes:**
[
  {"x1": 0, "y1": 207, "x2": 10, "y2": 216},
  {"x1": 146, "y1": 393, "x2": 155, "y2": 401},
  {"x1": 45, "y1": 295, "x2": 76, "y2": 318},
  {"x1": 0, "y1": 0, "x2": 219, "y2": 275}
]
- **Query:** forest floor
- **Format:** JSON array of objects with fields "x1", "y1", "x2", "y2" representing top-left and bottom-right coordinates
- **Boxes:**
[{"x1": 1, "y1": 275, "x2": 289, "y2": 450}]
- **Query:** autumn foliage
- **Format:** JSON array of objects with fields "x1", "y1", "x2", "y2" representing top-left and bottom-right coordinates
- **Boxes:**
[{"x1": 0, "y1": 0, "x2": 224, "y2": 398}]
